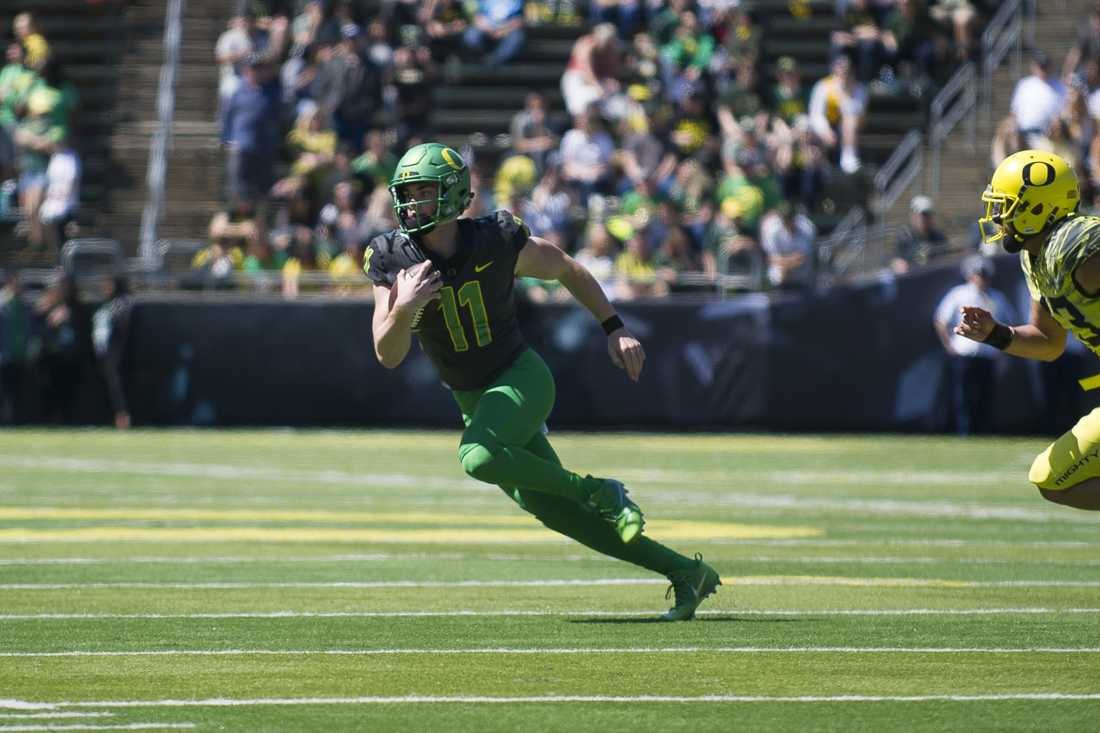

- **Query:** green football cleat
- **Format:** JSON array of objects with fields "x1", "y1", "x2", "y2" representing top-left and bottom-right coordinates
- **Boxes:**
[
  {"x1": 661, "y1": 554, "x2": 721, "y2": 621},
  {"x1": 586, "y1": 479, "x2": 645, "y2": 544}
]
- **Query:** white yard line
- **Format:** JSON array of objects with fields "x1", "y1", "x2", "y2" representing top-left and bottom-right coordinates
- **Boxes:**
[
  {"x1": 3, "y1": 694, "x2": 1100, "y2": 709},
  {"x1": 0, "y1": 579, "x2": 665, "y2": 590},
  {"x1": 14, "y1": 607, "x2": 1100, "y2": 620},
  {"x1": 0, "y1": 456, "x2": 473, "y2": 492},
  {"x1": 0, "y1": 715, "x2": 113, "y2": 720},
  {"x1": 712, "y1": 539, "x2": 1100, "y2": 548},
  {"x1": 643, "y1": 490, "x2": 1092, "y2": 524},
  {"x1": 4, "y1": 553, "x2": 1096, "y2": 567},
  {"x1": 4, "y1": 577, "x2": 1100, "y2": 590},
  {"x1": 0, "y1": 554, "x2": 473, "y2": 566},
  {"x1": 0, "y1": 725, "x2": 193, "y2": 732},
  {"x1": 3, "y1": 647, "x2": 1099, "y2": 659}
]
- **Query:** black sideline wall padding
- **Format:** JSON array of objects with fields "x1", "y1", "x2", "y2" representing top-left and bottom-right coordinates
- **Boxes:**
[{"x1": 121, "y1": 256, "x2": 1100, "y2": 432}]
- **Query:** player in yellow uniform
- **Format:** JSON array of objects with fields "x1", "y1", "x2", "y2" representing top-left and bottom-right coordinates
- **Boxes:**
[{"x1": 958, "y1": 150, "x2": 1100, "y2": 510}]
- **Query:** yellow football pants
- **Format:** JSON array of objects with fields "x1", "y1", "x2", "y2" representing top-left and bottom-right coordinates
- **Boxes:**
[{"x1": 1029, "y1": 406, "x2": 1100, "y2": 490}]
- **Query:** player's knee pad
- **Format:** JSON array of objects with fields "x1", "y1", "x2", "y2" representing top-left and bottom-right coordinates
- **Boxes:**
[
  {"x1": 458, "y1": 442, "x2": 497, "y2": 482},
  {"x1": 1028, "y1": 407, "x2": 1100, "y2": 490}
]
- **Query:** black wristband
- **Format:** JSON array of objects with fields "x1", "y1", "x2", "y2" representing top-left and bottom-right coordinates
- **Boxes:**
[
  {"x1": 601, "y1": 315, "x2": 624, "y2": 335},
  {"x1": 983, "y1": 322, "x2": 1014, "y2": 350}
]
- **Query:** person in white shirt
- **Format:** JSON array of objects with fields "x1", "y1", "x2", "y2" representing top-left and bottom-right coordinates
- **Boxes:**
[
  {"x1": 38, "y1": 145, "x2": 80, "y2": 253},
  {"x1": 808, "y1": 53, "x2": 868, "y2": 174},
  {"x1": 759, "y1": 201, "x2": 817, "y2": 289},
  {"x1": 934, "y1": 255, "x2": 1017, "y2": 435},
  {"x1": 1009, "y1": 50, "x2": 1067, "y2": 145},
  {"x1": 558, "y1": 104, "x2": 616, "y2": 204},
  {"x1": 215, "y1": 13, "x2": 258, "y2": 106}
]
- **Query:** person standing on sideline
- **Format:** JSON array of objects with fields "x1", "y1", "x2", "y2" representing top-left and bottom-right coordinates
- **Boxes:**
[{"x1": 934, "y1": 255, "x2": 1016, "y2": 435}]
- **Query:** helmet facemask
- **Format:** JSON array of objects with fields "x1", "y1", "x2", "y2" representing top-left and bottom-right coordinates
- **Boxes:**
[
  {"x1": 390, "y1": 171, "x2": 471, "y2": 236},
  {"x1": 979, "y1": 187, "x2": 1021, "y2": 246},
  {"x1": 391, "y1": 179, "x2": 446, "y2": 235}
]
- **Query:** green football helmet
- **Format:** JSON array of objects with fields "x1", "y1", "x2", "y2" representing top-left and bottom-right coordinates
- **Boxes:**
[{"x1": 389, "y1": 142, "x2": 473, "y2": 235}]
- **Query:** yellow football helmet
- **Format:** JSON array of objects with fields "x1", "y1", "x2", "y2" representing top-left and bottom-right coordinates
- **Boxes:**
[{"x1": 979, "y1": 150, "x2": 1079, "y2": 247}]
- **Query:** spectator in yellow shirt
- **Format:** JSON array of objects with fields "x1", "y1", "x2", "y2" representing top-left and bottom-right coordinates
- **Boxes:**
[
  {"x1": 13, "y1": 13, "x2": 50, "y2": 71},
  {"x1": 614, "y1": 231, "x2": 666, "y2": 299}
]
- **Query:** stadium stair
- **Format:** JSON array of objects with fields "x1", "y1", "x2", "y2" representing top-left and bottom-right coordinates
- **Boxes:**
[
  {"x1": 107, "y1": 0, "x2": 224, "y2": 254},
  {"x1": 430, "y1": 23, "x2": 582, "y2": 161},
  {"x1": 902, "y1": 0, "x2": 1092, "y2": 237}
]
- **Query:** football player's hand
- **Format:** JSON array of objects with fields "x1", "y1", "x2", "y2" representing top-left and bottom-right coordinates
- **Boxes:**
[
  {"x1": 608, "y1": 327, "x2": 645, "y2": 383},
  {"x1": 955, "y1": 306, "x2": 995, "y2": 343},
  {"x1": 393, "y1": 261, "x2": 442, "y2": 313}
]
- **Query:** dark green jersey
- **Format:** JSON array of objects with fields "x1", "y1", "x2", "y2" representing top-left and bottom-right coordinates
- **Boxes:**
[{"x1": 366, "y1": 210, "x2": 531, "y2": 390}]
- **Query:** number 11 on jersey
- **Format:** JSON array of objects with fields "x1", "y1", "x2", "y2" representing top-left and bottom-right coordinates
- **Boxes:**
[{"x1": 439, "y1": 281, "x2": 492, "y2": 352}]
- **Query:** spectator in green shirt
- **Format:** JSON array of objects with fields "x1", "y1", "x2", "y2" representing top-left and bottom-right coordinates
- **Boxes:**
[
  {"x1": 0, "y1": 42, "x2": 36, "y2": 178},
  {"x1": 13, "y1": 85, "x2": 64, "y2": 248},
  {"x1": 660, "y1": 10, "x2": 715, "y2": 87},
  {"x1": 770, "y1": 56, "x2": 808, "y2": 125}
]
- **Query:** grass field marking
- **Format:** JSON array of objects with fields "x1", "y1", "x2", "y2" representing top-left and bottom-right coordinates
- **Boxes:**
[
  {"x1": 0, "y1": 725, "x2": 194, "y2": 732},
  {"x1": 5, "y1": 576, "x2": 1100, "y2": 590},
  {"x1": 4, "y1": 694, "x2": 1100, "y2": 709},
  {"x1": 648, "y1": 490, "x2": 1093, "y2": 524},
  {"x1": 2, "y1": 455, "x2": 1085, "y2": 524},
  {"x1": 6, "y1": 539, "x2": 1100, "y2": 562},
  {"x1": 0, "y1": 553, "x2": 616, "y2": 566},
  {"x1": 0, "y1": 553, "x2": 476, "y2": 566},
  {"x1": 3, "y1": 608, "x2": 1100, "y2": 621},
  {"x1": 0, "y1": 521, "x2": 820, "y2": 544},
  {"x1": 9, "y1": 553, "x2": 1096, "y2": 567},
  {"x1": 0, "y1": 455, "x2": 476, "y2": 492},
  {"x1": 615, "y1": 468, "x2": 1021, "y2": 486},
  {"x1": 713, "y1": 539, "x2": 1100, "y2": 548},
  {"x1": 0, "y1": 508, "x2": 535, "y2": 526},
  {"x1": 4, "y1": 647, "x2": 1100, "y2": 658},
  {"x1": 0, "y1": 714, "x2": 114, "y2": 719}
]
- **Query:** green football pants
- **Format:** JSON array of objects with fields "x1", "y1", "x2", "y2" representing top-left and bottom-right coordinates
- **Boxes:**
[{"x1": 453, "y1": 349, "x2": 693, "y2": 577}]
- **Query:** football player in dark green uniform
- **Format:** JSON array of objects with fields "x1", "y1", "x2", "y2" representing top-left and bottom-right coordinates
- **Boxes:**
[{"x1": 366, "y1": 142, "x2": 720, "y2": 620}]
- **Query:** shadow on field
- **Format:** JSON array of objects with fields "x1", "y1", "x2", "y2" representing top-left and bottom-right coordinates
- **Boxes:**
[{"x1": 568, "y1": 616, "x2": 807, "y2": 624}]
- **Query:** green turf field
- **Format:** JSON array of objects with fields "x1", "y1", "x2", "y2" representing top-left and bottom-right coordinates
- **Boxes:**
[{"x1": 0, "y1": 429, "x2": 1098, "y2": 732}]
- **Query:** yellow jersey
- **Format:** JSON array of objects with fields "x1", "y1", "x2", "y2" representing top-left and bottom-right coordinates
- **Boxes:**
[{"x1": 1020, "y1": 214, "x2": 1100, "y2": 354}]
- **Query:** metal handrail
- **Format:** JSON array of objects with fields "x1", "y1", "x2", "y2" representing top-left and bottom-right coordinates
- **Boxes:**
[
  {"x1": 980, "y1": 0, "x2": 1024, "y2": 127},
  {"x1": 138, "y1": 0, "x2": 186, "y2": 265},
  {"x1": 873, "y1": 130, "x2": 924, "y2": 219},
  {"x1": 816, "y1": 207, "x2": 868, "y2": 280},
  {"x1": 59, "y1": 238, "x2": 125, "y2": 277},
  {"x1": 928, "y1": 62, "x2": 978, "y2": 196}
]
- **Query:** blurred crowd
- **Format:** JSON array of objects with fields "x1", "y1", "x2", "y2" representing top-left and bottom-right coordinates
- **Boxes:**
[
  {"x1": 0, "y1": 12, "x2": 83, "y2": 256},
  {"x1": 192, "y1": 0, "x2": 988, "y2": 298}
]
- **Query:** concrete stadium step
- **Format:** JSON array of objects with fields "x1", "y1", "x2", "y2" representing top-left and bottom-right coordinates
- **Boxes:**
[
  {"x1": 525, "y1": 25, "x2": 584, "y2": 42},
  {"x1": 764, "y1": 15, "x2": 843, "y2": 36},
  {"x1": 432, "y1": 85, "x2": 564, "y2": 110},
  {"x1": 429, "y1": 110, "x2": 527, "y2": 134},
  {"x1": 760, "y1": 38, "x2": 832, "y2": 61},
  {"x1": 452, "y1": 62, "x2": 564, "y2": 86},
  {"x1": 759, "y1": 60, "x2": 829, "y2": 82},
  {"x1": 751, "y1": 0, "x2": 836, "y2": 19},
  {"x1": 49, "y1": 40, "x2": 127, "y2": 62},
  {"x1": 863, "y1": 110, "x2": 927, "y2": 134},
  {"x1": 511, "y1": 37, "x2": 577, "y2": 63}
]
